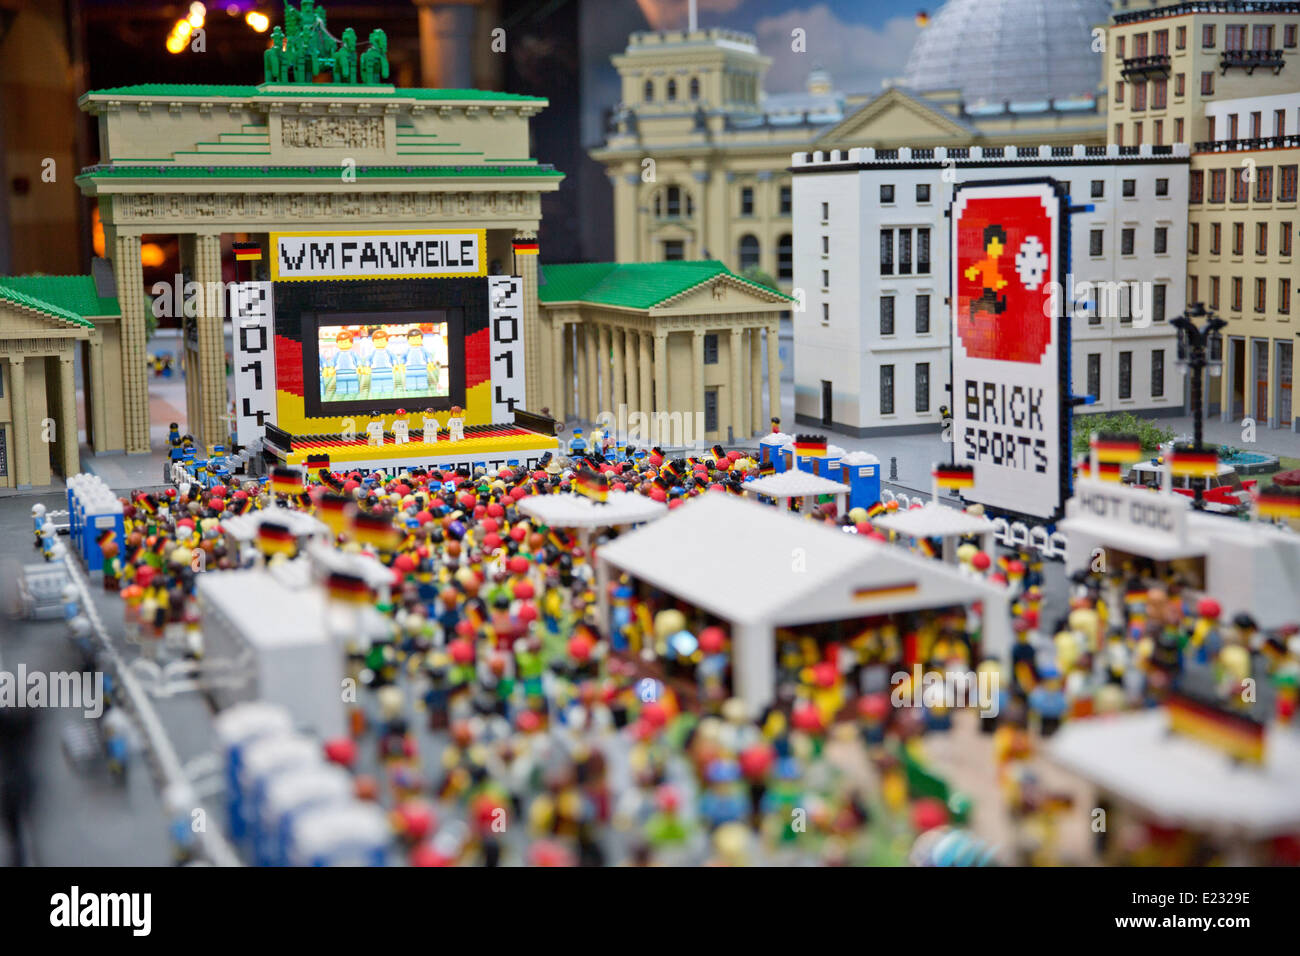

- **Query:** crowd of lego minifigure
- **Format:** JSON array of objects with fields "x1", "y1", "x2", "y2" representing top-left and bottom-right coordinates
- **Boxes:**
[{"x1": 31, "y1": 432, "x2": 1300, "y2": 866}]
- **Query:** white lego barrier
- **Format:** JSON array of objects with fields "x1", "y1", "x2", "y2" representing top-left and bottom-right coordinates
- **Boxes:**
[{"x1": 58, "y1": 550, "x2": 242, "y2": 867}]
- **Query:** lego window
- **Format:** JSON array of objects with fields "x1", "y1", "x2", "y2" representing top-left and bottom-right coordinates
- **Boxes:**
[
  {"x1": 1156, "y1": 177, "x2": 1169, "y2": 197},
  {"x1": 1122, "y1": 179, "x2": 1136, "y2": 198},
  {"x1": 666, "y1": 78, "x2": 677, "y2": 101},
  {"x1": 316, "y1": 316, "x2": 450, "y2": 407},
  {"x1": 1155, "y1": 226, "x2": 1168, "y2": 254},
  {"x1": 1091, "y1": 180, "x2": 1104, "y2": 199},
  {"x1": 703, "y1": 333, "x2": 719, "y2": 365},
  {"x1": 738, "y1": 234, "x2": 760, "y2": 270},
  {"x1": 778, "y1": 234, "x2": 793, "y2": 280},
  {"x1": 880, "y1": 184, "x2": 895, "y2": 204},
  {"x1": 1151, "y1": 349, "x2": 1165, "y2": 397},
  {"x1": 689, "y1": 77, "x2": 700, "y2": 100},
  {"x1": 916, "y1": 183, "x2": 931, "y2": 203},
  {"x1": 644, "y1": 79, "x2": 654, "y2": 102}
]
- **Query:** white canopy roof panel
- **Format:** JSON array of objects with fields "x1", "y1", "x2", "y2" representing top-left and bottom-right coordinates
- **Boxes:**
[
  {"x1": 517, "y1": 491, "x2": 667, "y2": 530},
  {"x1": 873, "y1": 503, "x2": 995, "y2": 539},
  {"x1": 744, "y1": 470, "x2": 849, "y2": 499},
  {"x1": 1049, "y1": 710, "x2": 1300, "y2": 838},
  {"x1": 597, "y1": 494, "x2": 1001, "y2": 626}
]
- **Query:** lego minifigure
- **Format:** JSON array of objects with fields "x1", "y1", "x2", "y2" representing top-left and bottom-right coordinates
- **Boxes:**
[{"x1": 447, "y1": 405, "x2": 465, "y2": 443}]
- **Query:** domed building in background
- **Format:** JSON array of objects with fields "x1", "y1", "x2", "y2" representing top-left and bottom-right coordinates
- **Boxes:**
[{"x1": 901, "y1": 0, "x2": 1111, "y2": 105}]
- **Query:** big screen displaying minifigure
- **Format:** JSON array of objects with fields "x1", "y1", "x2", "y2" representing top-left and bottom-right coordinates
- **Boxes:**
[{"x1": 317, "y1": 318, "x2": 450, "y2": 404}]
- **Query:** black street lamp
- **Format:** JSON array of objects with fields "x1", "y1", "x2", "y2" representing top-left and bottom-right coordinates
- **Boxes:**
[{"x1": 1172, "y1": 302, "x2": 1226, "y2": 510}]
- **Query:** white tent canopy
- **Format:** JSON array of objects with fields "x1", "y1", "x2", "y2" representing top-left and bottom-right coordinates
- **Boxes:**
[
  {"x1": 516, "y1": 491, "x2": 667, "y2": 530},
  {"x1": 596, "y1": 494, "x2": 1010, "y2": 713},
  {"x1": 744, "y1": 470, "x2": 849, "y2": 499},
  {"x1": 221, "y1": 505, "x2": 328, "y2": 544},
  {"x1": 872, "y1": 503, "x2": 994, "y2": 539},
  {"x1": 1049, "y1": 710, "x2": 1300, "y2": 840}
]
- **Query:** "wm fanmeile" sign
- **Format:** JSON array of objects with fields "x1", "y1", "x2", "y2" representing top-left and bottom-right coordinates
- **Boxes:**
[{"x1": 271, "y1": 229, "x2": 486, "y2": 281}]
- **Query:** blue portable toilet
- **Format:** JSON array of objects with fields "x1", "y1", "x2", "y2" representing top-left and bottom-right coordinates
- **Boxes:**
[
  {"x1": 838, "y1": 451, "x2": 882, "y2": 511},
  {"x1": 759, "y1": 432, "x2": 790, "y2": 473}
]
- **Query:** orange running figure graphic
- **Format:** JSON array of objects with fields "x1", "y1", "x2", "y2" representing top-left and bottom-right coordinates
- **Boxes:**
[{"x1": 964, "y1": 224, "x2": 1009, "y2": 318}]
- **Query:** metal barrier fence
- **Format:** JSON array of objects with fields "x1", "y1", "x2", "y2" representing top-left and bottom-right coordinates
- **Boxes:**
[{"x1": 58, "y1": 550, "x2": 242, "y2": 867}]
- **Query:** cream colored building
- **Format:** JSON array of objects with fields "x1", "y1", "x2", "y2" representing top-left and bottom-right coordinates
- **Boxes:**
[
  {"x1": 0, "y1": 276, "x2": 122, "y2": 488},
  {"x1": 75, "y1": 81, "x2": 561, "y2": 455},
  {"x1": 1185, "y1": 100, "x2": 1299, "y2": 430},
  {"x1": 1106, "y1": 0, "x2": 1300, "y2": 148},
  {"x1": 538, "y1": 261, "x2": 788, "y2": 443},
  {"x1": 591, "y1": 28, "x2": 1107, "y2": 284}
]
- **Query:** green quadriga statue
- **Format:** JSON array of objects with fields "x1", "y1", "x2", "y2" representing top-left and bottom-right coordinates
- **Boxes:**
[{"x1": 263, "y1": 1, "x2": 389, "y2": 86}]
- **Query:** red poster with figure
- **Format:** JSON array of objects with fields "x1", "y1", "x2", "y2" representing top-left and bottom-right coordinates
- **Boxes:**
[{"x1": 950, "y1": 179, "x2": 1070, "y2": 521}]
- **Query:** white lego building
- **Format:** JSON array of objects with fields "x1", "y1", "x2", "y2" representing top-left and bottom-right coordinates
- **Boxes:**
[{"x1": 791, "y1": 143, "x2": 1190, "y2": 436}]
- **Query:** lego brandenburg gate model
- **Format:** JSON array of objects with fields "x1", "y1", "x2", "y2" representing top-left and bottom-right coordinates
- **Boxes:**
[{"x1": 75, "y1": 4, "x2": 561, "y2": 457}]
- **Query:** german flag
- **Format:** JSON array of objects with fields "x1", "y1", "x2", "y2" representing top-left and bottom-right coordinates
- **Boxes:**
[
  {"x1": 917, "y1": 537, "x2": 936, "y2": 559},
  {"x1": 326, "y1": 571, "x2": 372, "y2": 605},
  {"x1": 1166, "y1": 693, "x2": 1265, "y2": 764},
  {"x1": 256, "y1": 520, "x2": 296, "y2": 557},
  {"x1": 1093, "y1": 460, "x2": 1122, "y2": 482},
  {"x1": 235, "y1": 494, "x2": 256, "y2": 515},
  {"x1": 711, "y1": 444, "x2": 726, "y2": 462},
  {"x1": 867, "y1": 502, "x2": 887, "y2": 518},
  {"x1": 758, "y1": 460, "x2": 775, "y2": 477},
  {"x1": 1256, "y1": 486, "x2": 1300, "y2": 520},
  {"x1": 793, "y1": 434, "x2": 827, "y2": 456},
  {"x1": 305, "y1": 453, "x2": 330, "y2": 473},
  {"x1": 318, "y1": 493, "x2": 353, "y2": 536},
  {"x1": 270, "y1": 465, "x2": 305, "y2": 496},
  {"x1": 1092, "y1": 432, "x2": 1143, "y2": 464},
  {"x1": 233, "y1": 241, "x2": 262, "y2": 262},
  {"x1": 351, "y1": 511, "x2": 401, "y2": 551},
  {"x1": 1169, "y1": 443, "x2": 1218, "y2": 478},
  {"x1": 932, "y1": 464, "x2": 975, "y2": 490},
  {"x1": 512, "y1": 239, "x2": 540, "y2": 256},
  {"x1": 575, "y1": 467, "x2": 608, "y2": 503}
]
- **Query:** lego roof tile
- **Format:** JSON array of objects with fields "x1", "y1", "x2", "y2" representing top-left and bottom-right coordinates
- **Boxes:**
[
  {"x1": 82, "y1": 84, "x2": 546, "y2": 103},
  {"x1": 0, "y1": 275, "x2": 119, "y2": 321},
  {"x1": 0, "y1": 275, "x2": 115, "y2": 329},
  {"x1": 75, "y1": 164, "x2": 562, "y2": 182},
  {"x1": 538, "y1": 260, "x2": 790, "y2": 309}
]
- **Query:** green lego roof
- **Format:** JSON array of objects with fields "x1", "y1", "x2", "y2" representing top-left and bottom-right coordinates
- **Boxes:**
[
  {"x1": 0, "y1": 275, "x2": 116, "y2": 329},
  {"x1": 81, "y1": 83, "x2": 547, "y2": 104},
  {"x1": 538, "y1": 261, "x2": 793, "y2": 310},
  {"x1": 76, "y1": 163, "x2": 562, "y2": 182}
]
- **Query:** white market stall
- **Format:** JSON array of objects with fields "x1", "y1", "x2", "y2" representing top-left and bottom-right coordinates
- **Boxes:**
[
  {"x1": 871, "y1": 503, "x2": 997, "y2": 564},
  {"x1": 1048, "y1": 709, "x2": 1300, "y2": 853},
  {"x1": 220, "y1": 506, "x2": 330, "y2": 563},
  {"x1": 1059, "y1": 477, "x2": 1300, "y2": 630},
  {"x1": 743, "y1": 469, "x2": 850, "y2": 516},
  {"x1": 596, "y1": 494, "x2": 1012, "y2": 715},
  {"x1": 518, "y1": 491, "x2": 669, "y2": 616},
  {"x1": 516, "y1": 491, "x2": 668, "y2": 531}
]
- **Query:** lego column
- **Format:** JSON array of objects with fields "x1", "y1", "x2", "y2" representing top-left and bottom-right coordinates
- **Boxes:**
[
  {"x1": 57, "y1": 353, "x2": 79, "y2": 479},
  {"x1": 185, "y1": 233, "x2": 229, "y2": 452},
  {"x1": 110, "y1": 232, "x2": 150, "y2": 454},
  {"x1": 512, "y1": 233, "x2": 541, "y2": 413},
  {"x1": 639, "y1": 332, "x2": 653, "y2": 419},
  {"x1": 766, "y1": 324, "x2": 781, "y2": 427},
  {"x1": 729, "y1": 328, "x2": 744, "y2": 440},
  {"x1": 610, "y1": 327, "x2": 625, "y2": 413},
  {"x1": 692, "y1": 329, "x2": 705, "y2": 430},
  {"x1": 596, "y1": 325, "x2": 610, "y2": 419},
  {"x1": 623, "y1": 328, "x2": 638, "y2": 422},
  {"x1": 88, "y1": 338, "x2": 110, "y2": 453},
  {"x1": 653, "y1": 332, "x2": 668, "y2": 421},
  {"x1": 7, "y1": 357, "x2": 29, "y2": 487},
  {"x1": 583, "y1": 324, "x2": 598, "y2": 421},
  {"x1": 750, "y1": 327, "x2": 763, "y2": 436},
  {"x1": 550, "y1": 318, "x2": 565, "y2": 421},
  {"x1": 613, "y1": 172, "x2": 640, "y2": 263},
  {"x1": 575, "y1": 326, "x2": 589, "y2": 419}
]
